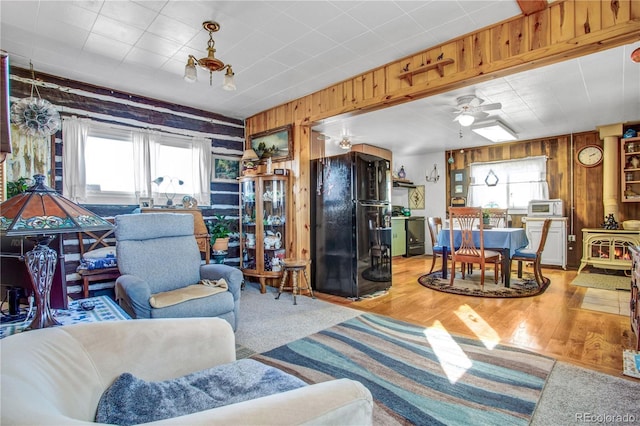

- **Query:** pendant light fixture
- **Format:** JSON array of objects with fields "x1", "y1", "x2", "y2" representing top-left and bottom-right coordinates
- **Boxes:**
[
  {"x1": 184, "y1": 21, "x2": 236, "y2": 91},
  {"x1": 10, "y1": 62, "x2": 61, "y2": 137}
]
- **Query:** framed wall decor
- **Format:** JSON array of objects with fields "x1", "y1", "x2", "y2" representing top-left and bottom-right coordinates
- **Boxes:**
[
  {"x1": 212, "y1": 156, "x2": 240, "y2": 182},
  {"x1": 450, "y1": 169, "x2": 467, "y2": 197},
  {"x1": 139, "y1": 197, "x2": 154, "y2": 209},
  {"x1": 408, "y1": 185, "x2": 425, "y2": 209},
  {"x1": 249, "y1": 125, "x2": 292, "y2": 162},
  {"x1": 6, "y1": 125, "x2": 55, "y2": 188}
]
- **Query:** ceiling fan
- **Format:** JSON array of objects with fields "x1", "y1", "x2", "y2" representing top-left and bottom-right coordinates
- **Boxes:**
[{"x1": 452, "y1": 95, "x2": 502, "y2": 127}]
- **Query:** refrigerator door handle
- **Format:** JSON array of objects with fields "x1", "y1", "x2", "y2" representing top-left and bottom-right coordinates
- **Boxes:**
[{"x1": 358, "y1": 201, "x2": 389, "y2": 208}]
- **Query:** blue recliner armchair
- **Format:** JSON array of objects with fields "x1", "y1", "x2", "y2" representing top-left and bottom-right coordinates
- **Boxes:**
[{"x1": 114, "y1": 213, "x2": 242, "y2": 331}]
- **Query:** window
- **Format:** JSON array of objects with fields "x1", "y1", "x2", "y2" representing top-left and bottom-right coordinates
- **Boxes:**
[
  {"x1": 467, "y1": 156, "x2": 548, "y2": 213},
  {"x1": 63, "y1": 117, "x2": 211, "y2": 205}
]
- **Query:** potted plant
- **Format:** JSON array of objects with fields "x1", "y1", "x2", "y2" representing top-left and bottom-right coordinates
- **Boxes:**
[
  {"x1": 482, "y1": 210, "x2": 490, "y2": 225},
  {"x1": 7, "y1": 177, "x2": 30, "y2": 198},
  {"x1": 208, "y1": 215, "x2": 231, "y2": 252}
]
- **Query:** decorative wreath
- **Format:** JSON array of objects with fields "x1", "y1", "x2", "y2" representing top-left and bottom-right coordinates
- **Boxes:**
[{"x1": 10, "y1": 97, "x2": 61, "y2": 138}]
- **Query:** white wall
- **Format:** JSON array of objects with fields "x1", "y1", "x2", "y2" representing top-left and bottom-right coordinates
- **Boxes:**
[{"x1": 392, "y1": 152, "x2": 447, "y2": 254}]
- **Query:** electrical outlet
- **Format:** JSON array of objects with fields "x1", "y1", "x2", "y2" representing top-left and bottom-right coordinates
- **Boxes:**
[{"x1": 568, "y1": 234, "x2": 576, "y2": 242}]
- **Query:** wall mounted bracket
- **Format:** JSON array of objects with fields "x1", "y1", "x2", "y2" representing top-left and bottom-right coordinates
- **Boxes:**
[{"x1": 398, "y1": 58, "x2": 455, "y2": 86}]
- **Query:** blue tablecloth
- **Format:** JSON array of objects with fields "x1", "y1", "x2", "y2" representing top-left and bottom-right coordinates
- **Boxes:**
[
  {"x1": 437, "y1": 228, "x2": 528, "y2": 287},
  {"x1": 437, "y1": 228, "x2": 528, "y2": 257}
]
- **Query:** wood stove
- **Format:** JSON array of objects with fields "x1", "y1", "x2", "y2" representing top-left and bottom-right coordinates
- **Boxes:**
[{"x1": 578, "y1": 228, "x2": 640, "y2": 274}]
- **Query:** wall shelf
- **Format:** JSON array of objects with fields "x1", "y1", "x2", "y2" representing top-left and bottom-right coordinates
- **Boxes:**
[{"x1": 398, "y1": 58, "x2": 455, "y2": 86}]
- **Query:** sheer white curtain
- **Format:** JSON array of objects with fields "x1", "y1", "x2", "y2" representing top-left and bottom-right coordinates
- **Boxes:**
[
  {"x1": 62, "y1": 116, "x2": 90, "y2": 202},
  {"x1": 192, "y1": 137, "x2": 211, "y2": 205},
  {"x1": 132, "y1": 129, "x2": 157, "y2": 199},
  {"x1": 467, "y1": 156, "x2": 548, "y2": 209}
]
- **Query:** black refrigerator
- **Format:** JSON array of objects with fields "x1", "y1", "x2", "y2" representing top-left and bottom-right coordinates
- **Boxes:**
[{"x1": 311, "y1": 152, "x2": 392, "y2": 298}]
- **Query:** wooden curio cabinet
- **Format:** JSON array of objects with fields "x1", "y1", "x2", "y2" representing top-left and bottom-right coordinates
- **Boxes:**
[
  {"x1": 239, "y1": 174, "x2": 289, "y2": 293},
  {"x1": 621, "y1": 137, "x2": 640, "y2": 202}
]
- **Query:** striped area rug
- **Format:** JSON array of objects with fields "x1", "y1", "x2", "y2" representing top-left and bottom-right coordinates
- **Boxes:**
[{"x1": 253, "y1": 314, "x2": 555, "y2": 425}]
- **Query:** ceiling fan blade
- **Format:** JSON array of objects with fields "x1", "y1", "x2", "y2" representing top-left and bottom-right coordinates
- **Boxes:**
[{"x1": 474, "y1": 102, "x2": 502, "y2": 112}]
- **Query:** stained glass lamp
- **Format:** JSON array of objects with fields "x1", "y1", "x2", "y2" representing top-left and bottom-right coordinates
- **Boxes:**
[{"x1": 0, "y1": 174, "x2": 113, "y2": 329}]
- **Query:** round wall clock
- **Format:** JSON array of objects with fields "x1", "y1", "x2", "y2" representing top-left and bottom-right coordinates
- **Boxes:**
[{"x1": 576, "y1": 144, "x2": 603, "y2": 167}]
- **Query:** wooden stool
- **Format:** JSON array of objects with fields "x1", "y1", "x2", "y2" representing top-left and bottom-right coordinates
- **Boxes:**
[{"x1": 276, "y1": 258, "x2": 315, "y2": 305}]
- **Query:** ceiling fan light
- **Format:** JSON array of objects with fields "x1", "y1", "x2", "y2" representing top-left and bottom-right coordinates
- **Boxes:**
[
  {"x1": 458, "y1": 113, "x2": 475, "y2": 127},
  {"x1": 471, "y1": 120, "x2": 517, "y2": 143}
]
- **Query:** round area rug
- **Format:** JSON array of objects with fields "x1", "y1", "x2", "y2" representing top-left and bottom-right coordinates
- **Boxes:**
[{"x1": 418, "y1": 271, "x2": 550, "y2": 298}]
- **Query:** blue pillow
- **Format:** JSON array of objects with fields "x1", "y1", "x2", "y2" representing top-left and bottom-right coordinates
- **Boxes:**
[
  {"x1": 77, "y1": 257, "x2": 117, "y2": 271},
  {"x1": 95, "y1": 359, "x2": 307, "y2": 425}
]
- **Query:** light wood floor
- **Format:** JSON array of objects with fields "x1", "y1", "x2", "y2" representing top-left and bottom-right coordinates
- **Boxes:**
[{"x1": 313, "y1": 255, "x2": 637, "y2": 378}]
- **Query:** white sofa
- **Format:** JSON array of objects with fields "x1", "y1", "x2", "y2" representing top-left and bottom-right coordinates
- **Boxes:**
[{"x1": 1, "y1": 318, "x2": 373, "y2": 425}]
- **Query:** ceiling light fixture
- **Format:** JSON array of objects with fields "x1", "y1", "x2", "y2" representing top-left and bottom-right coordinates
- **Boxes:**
[
  {"x1": 457, "y1": 113, "x2": 475, "y2": 127},
  {"x1": 184, "y1": 21, "x2": 235, "y2": 90},
  {"x1": 339, "y1": 137, "x2": 352, "y2": 150},
  {"x1": 471, "y1": 120, "x2": 518, "y2": 143}
]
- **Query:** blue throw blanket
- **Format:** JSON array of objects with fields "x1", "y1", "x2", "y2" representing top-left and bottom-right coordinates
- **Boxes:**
[{"x1": 95, "y1": 359, "x2": 307, "y2": 425}]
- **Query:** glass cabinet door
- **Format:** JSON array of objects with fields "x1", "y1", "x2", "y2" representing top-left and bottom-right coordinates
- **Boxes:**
[
  {"x1": 240, "y1": 179, "x2": 257, "y2": 271},
  {"x1": 262, "y1": 177, "x2": 286, "y2": 272}
]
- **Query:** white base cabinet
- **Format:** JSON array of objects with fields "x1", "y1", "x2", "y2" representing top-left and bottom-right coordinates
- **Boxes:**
[{"x1": 523, "y1": 217, "x2": 567, "y2": 269}]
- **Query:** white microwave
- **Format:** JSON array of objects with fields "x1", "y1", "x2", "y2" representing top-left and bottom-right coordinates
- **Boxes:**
[{"x1": 527, "y1": 199, "x2": 564, "y2": 217}]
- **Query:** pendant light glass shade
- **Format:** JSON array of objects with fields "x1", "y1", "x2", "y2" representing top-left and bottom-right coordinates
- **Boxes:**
[
  {"x1": 184, "y1": 56, "x2": 197, "y2": 83},
  {"x1": 223, "y1": 68, "x2": 236, "y2": 91}
]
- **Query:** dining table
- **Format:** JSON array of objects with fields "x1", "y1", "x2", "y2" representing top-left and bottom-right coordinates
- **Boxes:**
[{"x1": 436, "y1": 227, "x2": 529, "y2": 287}]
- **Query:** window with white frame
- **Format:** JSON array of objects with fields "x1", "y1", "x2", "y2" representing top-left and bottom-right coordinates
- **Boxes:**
[
  {"x1": 62, "y1": 117, "x2": 211, "y2": 206},
  {"x1": 466, "y1": 156, "x2": 549, "y2": 213}
]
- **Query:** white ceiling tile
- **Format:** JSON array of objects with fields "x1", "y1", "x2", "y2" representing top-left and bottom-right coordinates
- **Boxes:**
[
  {"x1": 133, "y1": 1, "x2": 168, "y2": 13},
  {"x1": 255, "y1": 12, "x2": 311, "y2": 44},
  {"x1": 92, "y1": 15, "x2": 145, "y2": 45},
  {"x1": 282, "y1": 1, "x2": 343, "y2": 29},
  {"x1": 135, "y1": 32, "x2": 183, "y2": 58},
  {"x1": 100, "y1": 0, "x2": 158, "y2": 29},
  {"x1": 146, "y1": 14, "x2": 200, "y2": 44},
  {"x1": 83, "y1": 33, "x2": 132, "y2": 62},
  {"x1": 374, "y1": 14, "x2": 426, "y2": 46},
  {"x1": 72, "y1": 1, "x2": 105, "y2": 14},
  {"x1": 288, "y1": 30, "x2": 335, "y2": 57},
  {"x1": 157, "y1": 1, "x2": 218, "y2": 27},
  {"x1": 124, "y1": 46, "x2": 170, "y2": 68},
  {"x1": 269, "y1": 46, "x2": 312, "y2": 68},
  {"x1": 315, "y1": 13, "x2": 369, "y2": 44},
  {"x1": 0, "y1": 1, "x2": 39, "y2": 29},
  {"x1": 37, "y1": 1, "x2": 98, "y2": 31},
  {"x1": 34, "y1": 17, "x2": 90, "y2": 49},
  {"x1": 410, "y1": 2, "x2": 466, "y2": 30},
  {"x1": 346, "y1": 1, "x2": 405, "y2": 29}
]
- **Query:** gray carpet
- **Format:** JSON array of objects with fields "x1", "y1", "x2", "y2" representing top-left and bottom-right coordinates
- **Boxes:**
[
  {"x1": 531, "y1": 362, "x2": 640, "y2": 425},
  {"x1": 235, "y1": 282, "x2": 362, "y2": 353},
  {"x1": 236, "y1": 282, "x2": 640, "y2": 424}
]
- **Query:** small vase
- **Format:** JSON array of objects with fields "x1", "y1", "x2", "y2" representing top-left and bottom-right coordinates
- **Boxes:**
[
  {"x1": 632, "y1": 157, "x2": 640, "y2": 169},
  {"x1": 398, "y1": 166, "x2": 406, "y2": 179}
]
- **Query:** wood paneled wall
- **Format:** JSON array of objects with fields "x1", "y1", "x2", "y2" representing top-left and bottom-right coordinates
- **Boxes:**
[{"x1": 245, "y1": 0, "x2": 640, "y2": 265}]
